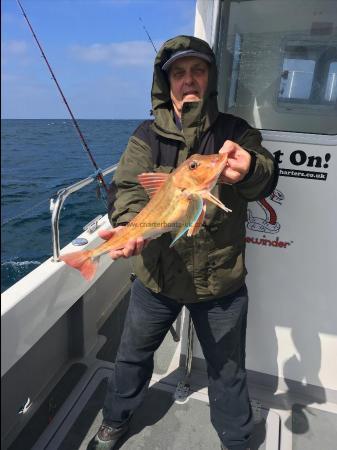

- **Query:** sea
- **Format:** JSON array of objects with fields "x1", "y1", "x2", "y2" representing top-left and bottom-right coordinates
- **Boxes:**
[{"x1": 1, "y1": 119, "x2": 143, "y2": 293}]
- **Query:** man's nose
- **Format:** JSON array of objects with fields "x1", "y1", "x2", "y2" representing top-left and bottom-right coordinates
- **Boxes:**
[{"x1": 184, "y1": 71, "x2": 194, "y2": 84}]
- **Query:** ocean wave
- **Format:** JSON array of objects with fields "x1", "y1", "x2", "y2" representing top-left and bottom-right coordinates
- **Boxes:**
[
  {"x1": 2, "y1": 213, "x2": 50, "y2": 227},
  {"x1": 1, "y1": 259, "x2": 42, "y2": 292},
  {"x1": 1, "y1": 260, "x2": 41, "y2": 268}
]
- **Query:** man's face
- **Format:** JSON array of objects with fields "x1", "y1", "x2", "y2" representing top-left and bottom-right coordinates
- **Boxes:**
[{"x1": 168, "y1": 56, "x2": 209, "y2": 116}]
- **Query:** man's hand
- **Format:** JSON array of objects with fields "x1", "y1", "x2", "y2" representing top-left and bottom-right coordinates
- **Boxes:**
[
  {"x1": 219, "y1": 140, "x2": 252, "y2": 184},
  {"x1": 98, "y1": 226, "x2": 149, "y2": 260}
]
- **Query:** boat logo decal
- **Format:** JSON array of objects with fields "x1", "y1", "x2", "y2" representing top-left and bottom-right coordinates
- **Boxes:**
[{"x1": 246, "y1": 189, "x2": 293, "y2": 249}]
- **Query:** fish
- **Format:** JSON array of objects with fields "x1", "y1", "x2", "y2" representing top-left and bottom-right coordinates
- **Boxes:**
[{"x1": 60, "y1": 152, "x2": 231, "y2": 281}]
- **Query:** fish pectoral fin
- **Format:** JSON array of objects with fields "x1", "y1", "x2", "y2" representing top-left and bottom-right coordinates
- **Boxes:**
[
  {"x1": 137, "y1": 172, "x2": 169, "y2": 198},
  {"x1": 203, "y1": 192, "x2": 232, "y2": 213},
  {"x1": 187, "y1": 202, "x2": 206, "y2": 237},
  {"x1": 170, "y1": 194, "x2": 203, "y2": 247}
]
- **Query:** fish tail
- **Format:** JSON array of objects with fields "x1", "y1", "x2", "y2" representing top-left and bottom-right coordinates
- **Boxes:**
[{"x1": 60, "y1": 250, "x2": 98, "y2": 281}]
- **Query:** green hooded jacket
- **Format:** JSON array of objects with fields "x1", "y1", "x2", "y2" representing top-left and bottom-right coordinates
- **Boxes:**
[{"x1": 109, "y1": 35, "x2": 277, "y2": 303}]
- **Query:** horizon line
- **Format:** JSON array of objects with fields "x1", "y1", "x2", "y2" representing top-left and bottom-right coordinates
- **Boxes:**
[{"x1": 1, "y1": 117, "x2": 149, "y2": 120}]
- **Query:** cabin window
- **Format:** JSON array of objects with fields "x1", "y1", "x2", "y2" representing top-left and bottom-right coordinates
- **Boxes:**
[
  {"x1": 277, "y1": 42, "x2": 337, "y2": 106},
  {"x1": 215, "y1": 0, "x2": 337, "y2": 135},
  {"x1": 278, "y1": 57, "x2": 315, "y2": 101}
]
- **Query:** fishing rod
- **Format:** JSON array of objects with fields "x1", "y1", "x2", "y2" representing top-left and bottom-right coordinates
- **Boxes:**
[
  {"x1": 16, "y1": 0, "x2": 108, "y2": 195},
  {"x1": 138, "y1": 17, "x2": 157, "y2": 117},
  {"x1": 138, "y1": 17, "x2": 157, "y2": 53}
]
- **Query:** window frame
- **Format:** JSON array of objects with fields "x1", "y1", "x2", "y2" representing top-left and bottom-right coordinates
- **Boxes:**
[{"x1": 276, "y1": 37, "x2": 337, "y2": 114}]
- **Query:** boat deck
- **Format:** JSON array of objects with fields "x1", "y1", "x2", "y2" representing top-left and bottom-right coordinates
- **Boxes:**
[
  {"x1": 8, "y1": 297, "x2": 337, "y2": 450},
  {"x1": 42, "y1": 366, "x2": 278, "y2": 450}
]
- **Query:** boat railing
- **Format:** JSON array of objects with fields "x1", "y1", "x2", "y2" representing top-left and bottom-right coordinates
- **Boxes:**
[{"x1": 50, "y1": 164, "x2": 118, "y2": 262}]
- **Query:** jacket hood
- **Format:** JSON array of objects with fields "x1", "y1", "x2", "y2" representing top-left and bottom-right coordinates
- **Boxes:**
[{"x1": 151, "y1": 35, "x2": 219, "y2": 147}]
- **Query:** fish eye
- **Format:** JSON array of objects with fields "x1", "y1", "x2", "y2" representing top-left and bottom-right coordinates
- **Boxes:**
[{"x1": 189, "y1": 160, "x2": 199, "y2": 170}]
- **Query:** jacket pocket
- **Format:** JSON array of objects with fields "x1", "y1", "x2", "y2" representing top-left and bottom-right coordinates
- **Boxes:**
[
  {"x1": 207, "y1": 245, "x2": 246, "y2": 296},
  {"x1": 132, "y1": 239, "x2": 163, "y2": 292}
]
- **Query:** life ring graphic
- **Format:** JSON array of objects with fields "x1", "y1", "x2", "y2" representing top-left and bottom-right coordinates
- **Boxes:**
[{"x1": 246, "y1": 189, "x2": 284, "y2": 234}]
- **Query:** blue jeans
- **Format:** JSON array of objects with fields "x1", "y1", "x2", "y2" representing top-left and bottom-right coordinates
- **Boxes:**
[{"x1": 103, "y1": 279, "x2": 253, "y2": 450}]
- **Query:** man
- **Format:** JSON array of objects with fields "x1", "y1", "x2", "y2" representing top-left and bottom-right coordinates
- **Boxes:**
[{"x1": 91, "y1": 35, "x2": 277, "y2": 450}]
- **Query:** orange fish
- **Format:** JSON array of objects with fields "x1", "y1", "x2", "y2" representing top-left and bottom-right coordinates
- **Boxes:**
[{"x1": 60, "y1": 153, "x2": 231, "y2": 281}]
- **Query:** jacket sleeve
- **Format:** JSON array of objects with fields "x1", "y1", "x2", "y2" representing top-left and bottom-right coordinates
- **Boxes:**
[
  {"x1": 108, "y1": 135, "x2": 153, "y2": 226},
  {"x1": 235, "y1": 127, "x2": 278, "y2": 201}
]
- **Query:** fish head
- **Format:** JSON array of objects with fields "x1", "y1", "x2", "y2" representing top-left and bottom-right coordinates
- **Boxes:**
[{"x1": 172, "y1": 153, "x2": 228, "y2": 193}]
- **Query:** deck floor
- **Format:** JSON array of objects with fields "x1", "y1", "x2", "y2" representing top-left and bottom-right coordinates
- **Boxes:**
[
  {"x1": 25, "y1": 361, "x2": 337, "y2": 450},
  {"x1": 13, "y1": 302, "x2": 336, "y2": 450},
  {"x1": 44, "y1": 368, "x2": 273, "y2": 450},
  {"x1": 62, "y1": 379, "x2": 227, "y2": 450}
]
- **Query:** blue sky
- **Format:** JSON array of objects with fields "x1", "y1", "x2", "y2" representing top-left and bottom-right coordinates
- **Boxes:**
[{"x1": 2, "y1": 0, "x2": 196, "y2": 119}]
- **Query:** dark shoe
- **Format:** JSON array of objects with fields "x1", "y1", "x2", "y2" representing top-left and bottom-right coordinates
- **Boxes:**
[
  {"x1": 220, "y1": 445, "x2": 250, "y2": 450},
  {"x1": 90, "y1": 423, "x2": 128, "y2": 449}
]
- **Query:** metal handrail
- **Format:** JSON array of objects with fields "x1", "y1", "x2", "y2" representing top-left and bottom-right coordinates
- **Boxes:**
[
  {"x1": 185, "y1": 313, "x2": 194, "y2": 380},
  {"x1": 50, "y1": 164, "x2": 118, "y2": 262}
]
